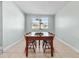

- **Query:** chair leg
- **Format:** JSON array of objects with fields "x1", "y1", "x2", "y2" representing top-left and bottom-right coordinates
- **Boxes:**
[
  {"x1": 33, "y1": 45, "x2": 35, "y2": 52},
  {"x1": 35, "y1": 43, "x2": 37, "y2": 48},
  {"x1": 33, "y1": 41, "x2": 37, "y2": 53},
  {"x1": 43, "y1": 44, "x2": 46, "y2": 53},
  {"x1": 42, "y1": 42, "x2": 44, "y2": 48},
  {"x1": 43, "y1": 45, "x2": 45, "y2": 53}
]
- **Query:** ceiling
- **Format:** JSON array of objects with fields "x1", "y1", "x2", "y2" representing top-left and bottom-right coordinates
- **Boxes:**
[{"x1": 14, "y1": 1, "x2": 70, "y2": 15}]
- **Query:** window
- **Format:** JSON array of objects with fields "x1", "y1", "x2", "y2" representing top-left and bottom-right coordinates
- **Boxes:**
[{"x1": 32, "y1": 17, "x2": 48, "y2": 30}]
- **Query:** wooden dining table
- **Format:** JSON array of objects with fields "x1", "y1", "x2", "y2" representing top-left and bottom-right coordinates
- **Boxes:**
[{"x1": 24, "y1": 32, "x2": 55, "y2": 57}]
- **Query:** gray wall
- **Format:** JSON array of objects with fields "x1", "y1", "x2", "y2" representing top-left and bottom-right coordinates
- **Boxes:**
[
  {"x1": 0, "y1": 1, "x2": 2, "y2": 52},
  {"x1": 25, "y1": 14, "x2": 55, "y2": 33},
  {"x1": 3, "y1": 2, "x2": 25, "y2": 49},
  {"x1": 55, "y1": 2, "x2": 79, "y2": 51}
]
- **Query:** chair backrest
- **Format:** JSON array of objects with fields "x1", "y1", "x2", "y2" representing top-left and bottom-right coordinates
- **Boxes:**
[{"x1": 48, "y1": 32, "x2": 55, "y2": 36}]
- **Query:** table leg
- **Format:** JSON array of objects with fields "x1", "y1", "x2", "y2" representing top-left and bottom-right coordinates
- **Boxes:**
[
  {"x1": 51, "y1": 39, "x2": 53, "y2": 57},
  {"x1": 26, "y1": 37, "x2": 28, "y2": 57},
  {"x1": 39, "y1": 40, "x2": 40, "y2": 48}
]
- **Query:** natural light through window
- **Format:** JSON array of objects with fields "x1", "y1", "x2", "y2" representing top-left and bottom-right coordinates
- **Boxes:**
[{"x1": 32, "y1": 17, "x2": 48, "y2": 30}]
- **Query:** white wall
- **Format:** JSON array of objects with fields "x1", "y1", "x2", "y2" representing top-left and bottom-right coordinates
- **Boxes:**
[
  {"x1": 0, "y1": 1, "x2": 2, "y2": 52},
  {"x1": 3, "y1": 2, "x2": 25, "y2": 49},
  {"x1": 55, "y1": 2, "x2": 79, "y2": 51},
  {"x1": 25, "y1": 14, "x2": 55, "y2": 33}
]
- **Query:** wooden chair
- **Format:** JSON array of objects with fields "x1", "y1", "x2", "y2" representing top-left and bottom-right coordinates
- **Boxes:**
[
  {"x1": 28, "y1": 40, "x2": 36, "y2": 52},
  {"x1": 42, "y1": 32, "x2": 55, "y2": 53},
  {"x1": 25, "y1": 32, "x2": 37, "y2": 53}
]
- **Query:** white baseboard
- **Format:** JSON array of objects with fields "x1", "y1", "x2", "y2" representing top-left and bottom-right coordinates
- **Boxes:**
[
  {"x1": 56, "y1": 37, "x2": 79, "y2": 53},
  {"x1": 3, "y1": 38, "x2": 23, "y2": 52}
]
